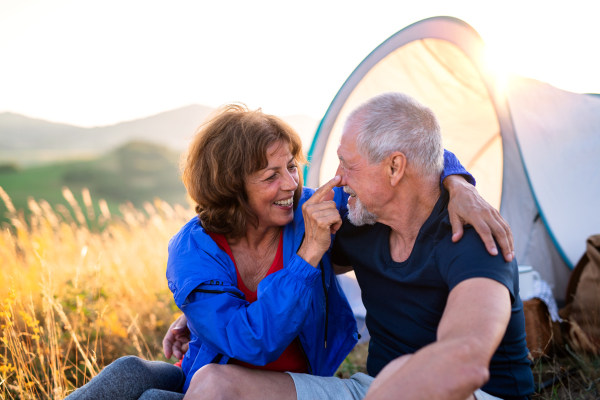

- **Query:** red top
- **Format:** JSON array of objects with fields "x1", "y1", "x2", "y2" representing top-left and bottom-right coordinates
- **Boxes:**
[{"x1": 206, "y1": 231, "x2": 308, "y2": 373}]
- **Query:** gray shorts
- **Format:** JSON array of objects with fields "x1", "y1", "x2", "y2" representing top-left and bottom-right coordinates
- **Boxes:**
[
  {"x1": 286, "y1": 372, "x2": 374, "y2": 400},
  {"x1": 286, "y1": 372, "x2": 503, "y2": 400}
]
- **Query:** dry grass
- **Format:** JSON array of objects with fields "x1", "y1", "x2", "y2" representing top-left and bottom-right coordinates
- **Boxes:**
[
  {"x1": 335, "y1": 342, "x2": 369, "y2": 379},
  {"x1": 0, "y1": 186, "x2": 193, "y2": 399},
  {"x1": 1, "y1": 186, "x2": 598, "y2": 399},
  {"x1": 531, "y1": 349, "x2": 600, "y2": 399}
]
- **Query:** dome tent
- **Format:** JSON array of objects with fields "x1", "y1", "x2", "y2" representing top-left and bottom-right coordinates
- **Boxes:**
[{"x1": 307, "y1": 16, "x2": 600, "y2": 301}]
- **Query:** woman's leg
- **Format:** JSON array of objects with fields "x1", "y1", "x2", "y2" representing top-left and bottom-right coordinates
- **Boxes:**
[
  {"x1": 65, "y1": 356, "x2": 185, "y2": 400},
  {"x1": 139, "y1": 389, "x2": 185, "y2": 400},
  {"x1": 184, "y1": 364, "x2": 297, "y2": 400}
]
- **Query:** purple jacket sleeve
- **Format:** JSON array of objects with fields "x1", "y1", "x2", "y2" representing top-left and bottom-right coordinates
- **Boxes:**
[{"x1": 440, "y1": 149, "x2": 476, "y2": 186}]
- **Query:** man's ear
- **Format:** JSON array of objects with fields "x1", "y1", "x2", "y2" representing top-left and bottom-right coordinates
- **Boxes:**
[{"x1": 388, "y1": 152, "x2": 406, "y2": 186}]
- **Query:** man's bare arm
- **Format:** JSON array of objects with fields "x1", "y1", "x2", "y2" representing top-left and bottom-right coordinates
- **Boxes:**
[{"x1": 365, "y1": 278, "x2": 511, "y2": 400}]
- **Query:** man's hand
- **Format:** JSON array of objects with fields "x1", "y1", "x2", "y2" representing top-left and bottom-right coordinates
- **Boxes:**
[
  {"x1": 444, "y1": 175, "x2": 514, "y2": 262},
  {"x1": 163, "y1": 314, "x2": 191, "y2": 360},
  {"x1": 297, "y1": 176, "x2": 342, "y2": 267}
]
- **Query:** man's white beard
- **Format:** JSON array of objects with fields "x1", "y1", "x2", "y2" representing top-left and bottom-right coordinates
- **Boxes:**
[{"x1": 344, "y1": 186, "x2": 377, "y2": 226}]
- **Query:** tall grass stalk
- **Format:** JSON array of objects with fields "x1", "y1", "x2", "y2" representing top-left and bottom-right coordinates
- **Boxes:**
[{"x1": 0, "y1": 186, "x2": 192, "y2": 399}]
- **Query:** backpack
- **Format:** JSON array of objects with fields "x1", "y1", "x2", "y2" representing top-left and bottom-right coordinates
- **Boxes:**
[{"x1": 558, "y1": 234, "x2": 600, "y2": 353}]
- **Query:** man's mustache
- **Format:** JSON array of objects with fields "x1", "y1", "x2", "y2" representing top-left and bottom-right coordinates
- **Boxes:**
[{"x1": 343, "y1": 186, "x2": 356, "y2": 197}]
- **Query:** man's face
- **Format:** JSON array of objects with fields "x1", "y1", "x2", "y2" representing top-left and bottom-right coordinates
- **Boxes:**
[{"x1": 335, "y1": 124, "x2": 384, "y2": 226}]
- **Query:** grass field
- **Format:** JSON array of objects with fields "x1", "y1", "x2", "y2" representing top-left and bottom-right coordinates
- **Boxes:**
[
  {"x1": 0, "y1": 187, "x2": 191, "y2": 399},
  {"x1": 0, "y1": 188, "x2": 598, "y2": 399},
  {"x1": 0, "y1": 141, "x2": 188, "y2": 226}
]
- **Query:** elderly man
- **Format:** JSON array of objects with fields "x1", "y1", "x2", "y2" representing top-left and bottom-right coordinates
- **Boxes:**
[{"x1": 308, "y1": 92, "x2": 533, "y2": 400}]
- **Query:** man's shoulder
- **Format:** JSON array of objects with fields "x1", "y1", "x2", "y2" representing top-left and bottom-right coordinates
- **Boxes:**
[
  {"x1": 433, "y1": 221, "x2": 517, "y2": 299},
  {"x1": 434, "y1": 221, "x2": 494, "y2": 260}
]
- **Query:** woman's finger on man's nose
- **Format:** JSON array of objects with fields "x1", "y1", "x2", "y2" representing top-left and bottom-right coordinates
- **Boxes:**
[{"x1": 309, "y1": 176, "x2": 341, "y2": 203}]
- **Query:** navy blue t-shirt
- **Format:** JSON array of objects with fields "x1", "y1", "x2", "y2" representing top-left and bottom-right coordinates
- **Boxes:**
[{"x1": 331, "y1": 188, "x2": 534, "y2": 400}]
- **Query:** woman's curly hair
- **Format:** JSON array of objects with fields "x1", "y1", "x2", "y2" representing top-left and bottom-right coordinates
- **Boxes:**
[{"x1": 181, "y1": 103, "x2": 306, "y2": 238}]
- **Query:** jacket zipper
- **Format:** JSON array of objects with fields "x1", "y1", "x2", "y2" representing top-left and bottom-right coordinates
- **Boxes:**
[
  {"x1": 296, "y1": 336, "x2": 313, "y2": 375},
  {"x1": 297, "y1": 233, "x2": 329, "y2": 349},
  {"x1": 320, "y1": 260, "x2": 329, "y2": 349}
]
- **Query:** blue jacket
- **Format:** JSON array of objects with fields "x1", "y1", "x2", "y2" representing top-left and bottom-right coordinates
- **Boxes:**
[{"x1": 167, "y1": 186, "x2": 358, "y2": 392}]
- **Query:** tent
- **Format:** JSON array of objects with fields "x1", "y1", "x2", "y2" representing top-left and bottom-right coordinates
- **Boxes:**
[{"x1": 306, "y1": 16, "x2": 600, "y2": 302}]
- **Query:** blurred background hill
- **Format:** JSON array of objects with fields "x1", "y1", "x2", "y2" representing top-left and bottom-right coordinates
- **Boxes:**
[
  {"x1": 0, "y1": 105, "x2": 318, "y2": 165},
  {"x1": 0, "y1": 105, "x2": 318, "y2": 224}
]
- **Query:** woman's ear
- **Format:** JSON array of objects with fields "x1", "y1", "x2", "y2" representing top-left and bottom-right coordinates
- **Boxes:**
[{"x1": 388, "y1": 152, "x2": 406, "y2": 186}]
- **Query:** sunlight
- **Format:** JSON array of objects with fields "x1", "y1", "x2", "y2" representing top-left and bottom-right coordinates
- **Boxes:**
[{"x1": 481, "y1": 44, "x2": 511, "y2": 95}]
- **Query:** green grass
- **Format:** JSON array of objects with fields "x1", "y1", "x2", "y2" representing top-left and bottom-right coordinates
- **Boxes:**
[{"x1": 0, "y1": 141, "x2": 188, "y2": 225}]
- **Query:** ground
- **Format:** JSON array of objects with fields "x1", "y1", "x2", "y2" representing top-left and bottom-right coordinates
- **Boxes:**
[{"x1": 336, "y1": 344, "x2": 600, "y2": 399}]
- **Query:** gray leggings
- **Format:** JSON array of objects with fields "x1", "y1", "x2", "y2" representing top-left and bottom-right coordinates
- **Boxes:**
[{"x1": 65, "y1": 356, "x2": 185, "y2": 400}]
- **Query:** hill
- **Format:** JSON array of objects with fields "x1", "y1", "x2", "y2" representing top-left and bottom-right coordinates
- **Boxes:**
[
  {"x1": 0, "y1": 141, "x2": 188, "y2": 224},
  {"x1": 0, "y1": 106, "x2": 319, "y2": 166}
]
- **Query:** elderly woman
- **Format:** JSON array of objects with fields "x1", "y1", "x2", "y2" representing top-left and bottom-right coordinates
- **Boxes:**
[{"x1": 66, "y1": 104, "x2": 512, "y2": 400}]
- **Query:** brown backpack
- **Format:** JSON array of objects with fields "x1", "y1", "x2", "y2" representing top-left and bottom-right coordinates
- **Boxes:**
[{"x1": 559, "y1": 234, "x2": 600, "y2": 353}]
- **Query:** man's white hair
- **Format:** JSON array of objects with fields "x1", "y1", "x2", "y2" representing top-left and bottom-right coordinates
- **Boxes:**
[{"x1": 344, "y1": 92, "x2": 444, "y2": 177}]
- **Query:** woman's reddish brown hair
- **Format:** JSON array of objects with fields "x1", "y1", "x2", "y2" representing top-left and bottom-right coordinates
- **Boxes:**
[{"x1": 181, "y1": 103, "x2": 306, "y2": 238}]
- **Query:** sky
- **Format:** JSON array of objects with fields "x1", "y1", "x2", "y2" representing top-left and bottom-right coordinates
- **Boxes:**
[{"x1": 1, "y1": 0, "x2": 598, "y2": 127}]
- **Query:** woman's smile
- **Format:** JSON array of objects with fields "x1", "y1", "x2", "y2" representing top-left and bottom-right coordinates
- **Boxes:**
[{"x1": 273, "y1": 197, "x2": 294, "y2": 208}]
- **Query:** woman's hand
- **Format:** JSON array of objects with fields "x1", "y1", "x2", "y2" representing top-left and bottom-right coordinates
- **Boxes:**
[
  {"x1": 163, "y1": 314, "x2": 191, "y2": 360},
  {"x1": 444, "y1": 175, "x2": 514, "y2": 262},
  {"x1": 297, "y1": 176, "x2": 343, "y2": 267}
]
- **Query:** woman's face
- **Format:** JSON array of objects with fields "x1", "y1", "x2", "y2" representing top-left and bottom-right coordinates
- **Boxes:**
[{"x1": 245, "y1": 140, "x2": 299, "y2": 230}]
